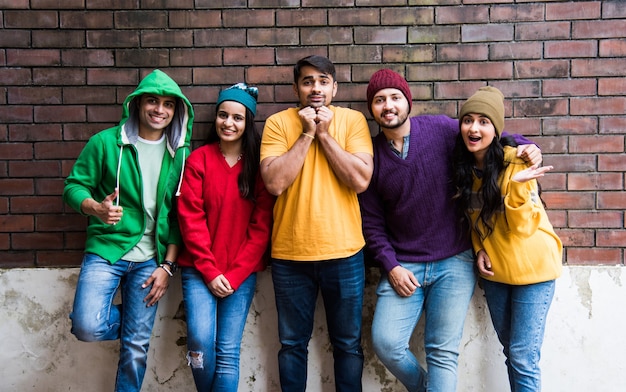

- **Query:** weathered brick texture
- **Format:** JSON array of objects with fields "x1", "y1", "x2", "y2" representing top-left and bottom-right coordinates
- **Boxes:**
[{"x1": 0, "y1": 1, "x2": 624, "y2": 267}]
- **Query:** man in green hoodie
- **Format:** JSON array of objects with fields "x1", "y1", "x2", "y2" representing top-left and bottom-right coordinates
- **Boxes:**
[{"x1": 63, "y1": 69, "x2": 194, "y2": 392}]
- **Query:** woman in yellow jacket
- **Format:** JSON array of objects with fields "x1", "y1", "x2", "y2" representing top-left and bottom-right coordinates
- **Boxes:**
[{"x1": 452, "y1": 86, "x2": 562, "y2": 392}]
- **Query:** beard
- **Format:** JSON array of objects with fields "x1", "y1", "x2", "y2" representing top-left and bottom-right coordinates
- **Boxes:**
[{"x1": 377, "y1": 109, "x2": 409, "y2": 129}]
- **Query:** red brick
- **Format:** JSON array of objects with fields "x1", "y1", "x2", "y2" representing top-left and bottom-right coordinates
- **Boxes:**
[
  {"x1": 224, "y1": 9, "x2": 275, "y2": 27},
  {"x1": 0, "y1": 105, "x2": 33, "y2": 123},
  {"x1": 248, "y1": 28, "x2": 299, "y2": 46},
  {"x1": 0, "y1": 29, "x2": 31, "y2": 49},
  {"x1": 194, "y1": 0, "x2": 246, "y2": 8},
  {"x1": 12, "y1": 232, "x2": 64, "y2": 249},
  {"x1": 11, "y1": 196, "x2": 63, "y2": 214},
  {"x1": 598, "y1": 192, "x2": 626, "y2": 209},
  {"x1": 0, "y1": 234, "x2": 8, "y2": 250},
  {"x1": 86, "y1": 105, "x2": 124, "y2": 123},
  {"x1": 35, "y1": 105, "x2": 86, "y2": 123},
  {"x1": 436, "y1": 5, "x2": 489, "y2": 24},
  {"x1": 462, "y1": 24, "x2": 514, "y2": 43},
  {"x1": 142, "y1": 0, "x2": 194, "y2": 8},
  {"x1": 513, "y1": 98, "x2": 568, "y2": 117},
  {"x1": 599, "y1": 77, "x2": 626, "y2": 96},
  {"x1": 224, "y1": 48, "x2": 275, "y2": 65},
  {"x1": 384, "y1": 45, "x2": 435, "y2": 63},
  {"x1": 515, "y1": 22, "x2": 571, "y2": 41},
  {"x1": 33, "y1": 30, "x2": 85, "y2": 48},
  {"x1": 570, "y1": 135, "x2": 624, "y2": 154},
  {"x1": 0, "y1": 0, "x2": 29, "y2": 8},
  {"x1": 600, "y1": 117, "x2": 626, "y2": 134},
  {"x1": 6, "y1": 49, "x2": 60, "y2": 66},
  {"x1": 87, "y1": 68, "x2": 138, "y2": 86},
  {"x1": 330, "y1": 8, "x2": 378, "y2": 25},
  {"x1": 37, "y1": 214, "x2": 88, "y2": 232},
  {"x1": 115, "y1": 11, "x2": 168, "y2": 29},
  {"x1": 60, "y1": 11, "x2": 113, "y2": 28},
  {"x1": 541, "y1": 191, "x2": 595, "y2": 210},
  {"x1": 9, "y1": 161, "x2": 61, "y2": 178},
  {"x1": 571, "y1": 97, "x2": 626, "y2": 116},
  {"x1": 438, "y1": 44, "x2": 488, "y2": 62},
  {"x1": 543, "y1": 79, "x2": 596, "y2": 97},
  {"x1": 490, "y1": 42, "x2": 542, "y2": 60},
  {"x1": 599, "y1": 39, "x2": 626, "y2": 57},
  {"x1": 116, "y1": 49, "x2": 171, "y2": 68},
  {"x1": 568, "y1": 173, "x2": 623, "y2": 191},
  {"x1": 554, "y1": 228, "x2": 595, "y2": 247},
  {"x1": 0, "y1": 214, "x2": 34, "y2": 232},
  {"x1": 569, "y1": 210, "x2": 623, "y2": 229},
  {"x1": 195, "y1": 29, "x2": 247, "y2": 47},
  {"x1": 603, "y1": 2, "x2": 626, "y2": 19},
  {"x1": 545, "y1": 40, "x2": 597, "y2": 59},
  {"x1": 301, "y1": 27, "x2": 353, "y2": 46},
  {"x1": 598, "y1": 155, "x2": 626, "y2": 172},
  {"x1": 381, "y1": 7, "x2": 433, "y2": 26},
  {"x1": 169, "y1": 10, "x2": 222, "y2": 28},
  {"x1": 504, "y1": 117, "x2": 542, "y2": 136},
  {"x1": 461, "y1": 61, "x2": 512, "y2": 80},
  {"x1": 330, "y1": 46, "x2": 382, "y2": 64},
  {"x1": 35, "y1": 178, "x2": 66, "y2": 196},
  {"x1": 567, "y1": 248, "x2": 622, "y2": 265},
  {"x1": 86, "y1": 30, "x2": 139, "y2": 48},
  {"x1": 4, "y1": 11, "x2": 58, "y2": 28},
  {"x1": 35, "y1": 142, "x2": 86, "y2": 160},
  {"x1": 515, "y1": 60, "x2": 569, "y2": 78},
  {"x1": 409, "y1": 26, "x2": 459, "y2": 44},
  {"x1": 407, "y1": 64, "x2": 458, "y2": 82},
  {"x1": 247, "y1": 66, "x2": 292, "y2": 85},
  {"x1": 33, "y1": 68, "x2": 86, "y2": 86},
  {"x1": 546, "y1": 1, "x2": 601, "y2": 21},
  {"x1": 597, "y1": 230, "x2": 626, "y2": 247},
  {"x1": 572, "y1": 58, "x2": 626, "y2": 77},
  {"x1": 8, "y1": 87, "x2": 62, "y2": 105},
  {"x1": 0, "y1": 251, "x2": 36, "y2": 267},
  {"x1": 62, "y1": 49, "x2": 115, "y2": 67},
  {"x1": 355, "y1": 27, "x2": 407, "y2": 45},
  {"x1": 37, "y1": 250, "x2": 83, "y2": 267},
  {"x1": 490, "y1": 4, "x2": 544, "y2": 23},
  {"x1": 544, "y1": 117, "x2": 597, "y2": 136},
  {"x1": 0, "y1": 143, "x2": 33, "y2": 160},
  {"x1": 31, "y1": 0, "x2": 84, "y2": 9},
  {"x1": 141, "y1": 30, "x2": 193, "y2": 48},
  {"x1": 542, "y1": 154, "x2": 595, "y2": 172},
  {"x1": 195, "y1": 67, "x2": 246, "y2": 85},
  {"x1": 573, "y1": 20, "x2": 626, "y2": 39}
]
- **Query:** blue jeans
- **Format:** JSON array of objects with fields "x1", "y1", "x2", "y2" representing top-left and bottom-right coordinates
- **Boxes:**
[
  {"x1": 271, "y1": 251, "x2": 365, "y2": 392},
  {"x1": 481, "y1": 279, "x2": 555, "y2": 392},
  {"x1": 181, "y1": 268, "x2": 256, "y2": 392},
  {"x1": 371, "y1": 249, "x2": 476, "y2": 392},
  {"x1": 70, "y1": 253, "x2": 159, "y2": 392}
]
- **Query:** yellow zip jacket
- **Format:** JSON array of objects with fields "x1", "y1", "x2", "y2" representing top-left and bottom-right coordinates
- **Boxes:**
[{"x1": 469, "y1": 146, "x2": 562, "y2": 285}]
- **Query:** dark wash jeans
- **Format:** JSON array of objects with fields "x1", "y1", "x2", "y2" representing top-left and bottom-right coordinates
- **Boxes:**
[{"x1": 271, "y1": 250, "x2": 365, "y2": 392}]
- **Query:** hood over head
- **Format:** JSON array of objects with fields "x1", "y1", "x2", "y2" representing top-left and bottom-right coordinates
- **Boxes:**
[{"x1": 120, "y1": 69, "x2": 194, "y2": 156}]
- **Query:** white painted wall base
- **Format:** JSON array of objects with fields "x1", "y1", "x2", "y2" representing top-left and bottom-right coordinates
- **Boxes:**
[{"x1": 1, "y1": 266, "x2": 624, "y2": 391}]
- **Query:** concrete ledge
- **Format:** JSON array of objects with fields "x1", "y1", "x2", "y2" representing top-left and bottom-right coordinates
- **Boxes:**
[{"x1": 1, "y1": 266, "x2": 624, "y2": 391}]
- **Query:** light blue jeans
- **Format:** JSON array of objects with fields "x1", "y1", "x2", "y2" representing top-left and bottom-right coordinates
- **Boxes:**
[
  {"x1": 271, "y1": 251, "x2": 365, "y2": 392},
  {"x1": 371, "y1": 249, "x2": 476, "y2": 392},
  {"x1": 181, "y1": 268, "x2": 256, "y2": 392},
  {"x1": 481, "y1": 279, "x2": 556, "y2": 392},
  {"x1": 70, "y1": 253, "x2": 159, "y2": 392}
]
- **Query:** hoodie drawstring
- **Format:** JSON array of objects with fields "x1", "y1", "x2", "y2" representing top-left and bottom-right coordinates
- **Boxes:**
[
  {"x1": 175, "y1": 149, "x2": 186, "y2": 196},
  {"x1": 115, "y1": 145, "x2": 123, "y2": 206}
]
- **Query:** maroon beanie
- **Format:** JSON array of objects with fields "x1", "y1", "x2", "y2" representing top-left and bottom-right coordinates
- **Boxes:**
[{"x1": 366, "y1": 69, "x2": 412, "y2": 115}]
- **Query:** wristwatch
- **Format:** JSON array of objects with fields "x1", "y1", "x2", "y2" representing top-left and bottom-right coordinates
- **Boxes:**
[{"x1": 161, "y1": 260, "x2": 178, "y2": 274}]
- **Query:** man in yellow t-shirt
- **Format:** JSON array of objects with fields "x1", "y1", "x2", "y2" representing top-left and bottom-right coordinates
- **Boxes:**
[{"x1": 260, "y1": 55, "x2": 373, "y2": 392}]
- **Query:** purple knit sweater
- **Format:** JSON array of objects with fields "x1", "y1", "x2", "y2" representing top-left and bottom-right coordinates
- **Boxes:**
[
  {"x1": 359, "y1": 115, "x2": 532, "y2": 272},
  {"x1": 359, "y1": 115, "x2": 470, "y2": 272}
]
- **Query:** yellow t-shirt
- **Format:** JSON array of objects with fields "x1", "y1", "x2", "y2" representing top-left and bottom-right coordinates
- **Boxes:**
[
  {"x1": 260, "y1": 106, "x2": 373, "y2": 261},
  {"x1": 470, "y1": 146, "x2": 563, "y2": 285}
]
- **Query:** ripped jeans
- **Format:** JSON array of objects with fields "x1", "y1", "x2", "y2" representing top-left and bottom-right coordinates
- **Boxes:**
[{"x1": 181, "y1": 267, "x2": 256, "y2": 392}]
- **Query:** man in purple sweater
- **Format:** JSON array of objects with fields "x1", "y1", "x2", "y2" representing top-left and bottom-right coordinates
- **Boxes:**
[{"x1": 359, "y1": 69, "x2": 542, "y2": 392}]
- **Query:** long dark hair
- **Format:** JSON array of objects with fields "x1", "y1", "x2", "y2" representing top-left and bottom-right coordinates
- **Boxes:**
[
  {"x1": 205, "y1": 107, "x2": 261, "y2": 201},
  {"x1": 452, "y1": 133, "x2": 517, "y2": 240}
]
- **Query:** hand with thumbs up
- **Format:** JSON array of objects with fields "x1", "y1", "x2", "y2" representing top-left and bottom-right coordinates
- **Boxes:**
[{"x1": 80, "y1": 188, "x2": 124, "y2": 225}]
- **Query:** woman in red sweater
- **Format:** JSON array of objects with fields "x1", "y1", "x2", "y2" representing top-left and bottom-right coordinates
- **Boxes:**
[{"x1": 176, "y1": 83, "x2": 275, "y2": 391}]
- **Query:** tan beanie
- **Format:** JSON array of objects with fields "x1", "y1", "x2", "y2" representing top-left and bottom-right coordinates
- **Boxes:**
[{"x1": 459, "y1": 86, "x2": 505, "y2": 135}]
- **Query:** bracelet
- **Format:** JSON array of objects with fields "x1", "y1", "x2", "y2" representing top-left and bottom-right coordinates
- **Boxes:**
[
  {"x1": 302, "y1": 132, "x2": 315, "y2": 139},
  {"x1": 160, "y1": 264, "x2": 173, "y2": 277}
]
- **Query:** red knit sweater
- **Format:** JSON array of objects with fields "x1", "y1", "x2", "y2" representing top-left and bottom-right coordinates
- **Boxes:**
[{"x1": 176, "y1": 143, "x2": 275, "y2": 290}]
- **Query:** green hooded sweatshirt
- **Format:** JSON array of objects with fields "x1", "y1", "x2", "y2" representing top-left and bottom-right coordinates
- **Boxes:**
[{"x1": 63, "y1": 69, "x2": 194, "y2": 264}]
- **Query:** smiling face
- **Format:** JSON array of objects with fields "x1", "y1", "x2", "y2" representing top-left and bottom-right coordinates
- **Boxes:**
[
  {"x1": 293, "y1": 65, "x2": 337, "y2": 108},
  {"x1": 137, "y1": 94, "x2": 176, "y2": 140},
  {"x1": 215, "y1": 100, "x2": 247, "y2": 144},
  {"x1": 460, "y1": 112, "x2": 497, "y2": 168},
  {"x1": 370, "y1": 88, "x2": 410, "y2": 130}
]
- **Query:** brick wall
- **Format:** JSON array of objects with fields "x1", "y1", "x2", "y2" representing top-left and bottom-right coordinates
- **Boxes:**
[{"x1": 1, "y1": 0, "x2": 624, "y2": 267}]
